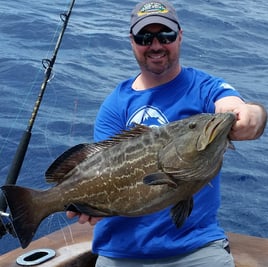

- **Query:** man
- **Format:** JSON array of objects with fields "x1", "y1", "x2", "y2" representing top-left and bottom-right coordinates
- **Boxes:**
[{"x1": 67, "y1": 1, "x2": 267, "y2": 266}]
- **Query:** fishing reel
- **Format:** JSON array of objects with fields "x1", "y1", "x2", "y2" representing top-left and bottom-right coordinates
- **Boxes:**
[{"x1": 0, "y1": 210, "x2": 17, "y2": 238}]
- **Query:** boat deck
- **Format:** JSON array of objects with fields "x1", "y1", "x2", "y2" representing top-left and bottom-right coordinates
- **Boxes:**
[{"x1": 1, "y1": 223, "x2": 268, "y2": 267}]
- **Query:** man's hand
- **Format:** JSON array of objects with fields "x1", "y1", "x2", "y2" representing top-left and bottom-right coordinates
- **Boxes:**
[
  {"x1": 215, "y1": 96, "x2": 267, "y2": 140},
  {"x1": 66, "y1": 211, "x2": 103, "y2": 226}
]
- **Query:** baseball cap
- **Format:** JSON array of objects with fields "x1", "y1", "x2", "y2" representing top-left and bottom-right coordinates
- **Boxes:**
[{"x1": 130, "y1": 0, "x2": 180, "y2": 35}]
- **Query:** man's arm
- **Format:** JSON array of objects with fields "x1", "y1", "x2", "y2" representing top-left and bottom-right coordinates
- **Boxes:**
[{"x1": 215, "y1": 96, "x2": 267, "y2": 140}]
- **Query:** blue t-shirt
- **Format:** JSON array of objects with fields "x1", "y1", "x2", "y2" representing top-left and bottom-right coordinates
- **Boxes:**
[{"x1": 92, "y1": 67, "x2": 241, "y2": 259}]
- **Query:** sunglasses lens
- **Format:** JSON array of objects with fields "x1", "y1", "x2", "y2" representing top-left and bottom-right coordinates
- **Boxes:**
[
  {"x1": 133, "y1": 31, "x2": 177, "y2": 46},
  {"x1": 133, "y1": 33, "x2": 154, "y2": 46},
  {"x1": 158, "y1": 31, "x2": 177, "y2": 44}
]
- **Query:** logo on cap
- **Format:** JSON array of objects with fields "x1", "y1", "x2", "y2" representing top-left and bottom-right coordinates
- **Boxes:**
[{"x1": 137, "y1": 2, "x2": 169, "y2": 17}]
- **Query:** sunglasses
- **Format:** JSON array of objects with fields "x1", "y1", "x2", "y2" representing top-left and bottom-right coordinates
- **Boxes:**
[{"x1": 133, "y1": 31, "x2": 178, "y2": 46}]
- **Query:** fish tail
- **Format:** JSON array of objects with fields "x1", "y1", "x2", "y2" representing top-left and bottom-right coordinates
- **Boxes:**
[{"x1": 1, "y1": 185, "x2": 50, "y2": 249}]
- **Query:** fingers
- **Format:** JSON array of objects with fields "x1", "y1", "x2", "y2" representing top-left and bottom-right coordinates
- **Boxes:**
[
  {"x1": 66, "y1": 211, "x2": 78, "y2": 219},
  {"x1": 215, "y1": 97, "x2": 267, "y2": 141},
  {"x1": 66, "y1": 211, "x2": 89, "y2": 224},
  {"x1": 78, "y1": 213, "x2": 91, "y2": 224},
  {"x1": 66, "y1": 211, "x2": 102, "y2": 225},
  {"x1": 90, "y1": 217, "x2": 103, "y2": 226},
  {"x1": 229, "y1": 104, "x2": 267, "y2": 140},
  {"x1": 228, "y1": 110, "x2": 250, "y2": 140}
]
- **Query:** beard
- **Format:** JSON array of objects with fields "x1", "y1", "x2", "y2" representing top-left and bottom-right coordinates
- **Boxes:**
[{"x1": 134, "y1": 48, "x2": 178, "y2": 76}]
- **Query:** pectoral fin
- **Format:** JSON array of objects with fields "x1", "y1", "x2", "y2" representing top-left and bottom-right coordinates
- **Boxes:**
[
  {"x1": 65, "y1": 203, "x2": 113, "y2": 217},
  {"x1": 170, "y1": 198, "x2": 193, "y2": 228},
  {"x1": 143, "y1": 173, "x2": 177, "y2": 188}
]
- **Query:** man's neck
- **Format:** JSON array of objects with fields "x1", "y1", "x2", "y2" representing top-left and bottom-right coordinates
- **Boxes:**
[{"x1": 132, "y1": 65, "x2": 181, "y2": 91}]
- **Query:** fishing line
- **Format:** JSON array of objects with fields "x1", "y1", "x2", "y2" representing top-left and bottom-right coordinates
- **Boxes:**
[
  {"x1": 0, "y1": 0, "x2": 76, "y2": 238},
  {"x1": 0, "y1": 0, "x2": 71, "y2": 159}
]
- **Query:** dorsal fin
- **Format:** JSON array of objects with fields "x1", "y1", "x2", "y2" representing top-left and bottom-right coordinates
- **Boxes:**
[
  {"x1": 45, "y1": 143, "x2": 104, "y2": 184},
  {"x1": 45, "y1": 124, "x2": 151, "y2": 184},
  {"x1": 109, "y1": 124, "x2": 151, "y2": 141}
]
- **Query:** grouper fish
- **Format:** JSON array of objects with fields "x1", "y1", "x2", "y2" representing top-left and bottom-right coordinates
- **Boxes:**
[{"x1": 1, "y1": 112, "x2": 236, "y2": 249}]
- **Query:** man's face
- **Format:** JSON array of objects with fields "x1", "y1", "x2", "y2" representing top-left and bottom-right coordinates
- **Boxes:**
[{"x1": 130, "y1": 23, "x2": 182, "y2": 77}]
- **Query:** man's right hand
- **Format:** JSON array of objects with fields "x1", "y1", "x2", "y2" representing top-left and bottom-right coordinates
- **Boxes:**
[{"x1": 66, "y1": 211, "x2": 103, "y2": 225}]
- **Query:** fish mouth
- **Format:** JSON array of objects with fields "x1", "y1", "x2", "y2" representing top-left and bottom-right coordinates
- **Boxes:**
[{"x1": 197, "y1": 112, "x2": 236, "y2": 151}]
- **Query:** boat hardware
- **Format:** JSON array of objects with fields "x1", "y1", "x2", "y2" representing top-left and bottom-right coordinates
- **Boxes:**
[
  {"x1": 16, "y1": 248, "x2": 56, "y2": 266},
  {"x1": 0, "y1": 211, "x2": 16, "y2": 237}
]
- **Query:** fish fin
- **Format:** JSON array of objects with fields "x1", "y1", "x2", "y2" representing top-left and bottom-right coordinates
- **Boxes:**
[
  {"x1": 45, "y1": 143, "x2": 105, "y2": 184},
  {"x1": 46, "y1": 125, "x2": 152, "y2": 184},
  {"x1": 143, "y1": 173, "x2": 177, "y2": 188},
  {"x1": 208, "y1": 182, "x2": 214, "y2": 188},
  {"x1": 66, "y1": 203, "x2": 113, "y2": 217},
  {"x1": 228, "y1": 140, "x2": 235, "y2": 150},
  {"x1": 111, "y1": 123, "x2": 151, "y2": 140},
  {"x1": 170, "y1": 198, "x2": 193, "y2": 228},
  {"x1": 1, "y1": 185, "x2": 49, "y2": 249}
]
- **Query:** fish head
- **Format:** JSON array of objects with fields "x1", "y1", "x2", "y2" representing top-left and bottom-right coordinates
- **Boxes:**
[
  {"x1": 159, "y1": 112, "x2": 236, "y2": 180},
  {"x1": 195, "y1": 112, "x2": 236, "y2": 151}
]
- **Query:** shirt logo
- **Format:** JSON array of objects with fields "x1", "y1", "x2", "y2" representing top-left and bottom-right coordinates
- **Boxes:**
[
  {"x1": 126, "y1": 105, "x2": 169, "y2": 128},
  {"x1": 220, "y1": 82, "x2": 236, "y2": 90}
]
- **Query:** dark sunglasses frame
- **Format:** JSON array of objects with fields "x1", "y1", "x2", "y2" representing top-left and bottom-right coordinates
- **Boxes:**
[{"x1": 133, "y1": 31, "x2": 178, "y2": 46}]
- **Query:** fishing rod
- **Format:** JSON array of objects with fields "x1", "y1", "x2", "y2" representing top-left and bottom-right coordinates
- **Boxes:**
[{"x1": 0, "y1": 0, "x2": 76, "y2": 238}]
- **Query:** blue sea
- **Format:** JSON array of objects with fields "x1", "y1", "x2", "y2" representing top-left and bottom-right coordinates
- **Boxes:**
[{"x1": 0, "y1": 0, "x2": 267, "y2": 255}]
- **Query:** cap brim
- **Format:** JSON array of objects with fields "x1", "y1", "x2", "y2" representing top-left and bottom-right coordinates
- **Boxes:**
[{"x1": 131, "y1": 16, "x2": 178, "y2": 35}]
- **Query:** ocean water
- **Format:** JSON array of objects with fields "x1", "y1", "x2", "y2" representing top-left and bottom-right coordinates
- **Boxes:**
[{"x1": 0, "y1": 0, "x2": 267, "y2": 255}]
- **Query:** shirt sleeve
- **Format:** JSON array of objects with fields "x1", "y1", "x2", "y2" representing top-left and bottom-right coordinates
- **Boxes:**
[
  {"x1": 93, "y1": 90, "x2": 125, "y2": 142},
  {"x1": 204, "y1": 78, "x2": 242, "y2": 113}
]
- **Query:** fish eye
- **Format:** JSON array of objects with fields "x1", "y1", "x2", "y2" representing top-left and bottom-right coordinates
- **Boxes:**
[{"x1": 188, "y1": 122, "x2": 196, "y2": 129}]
